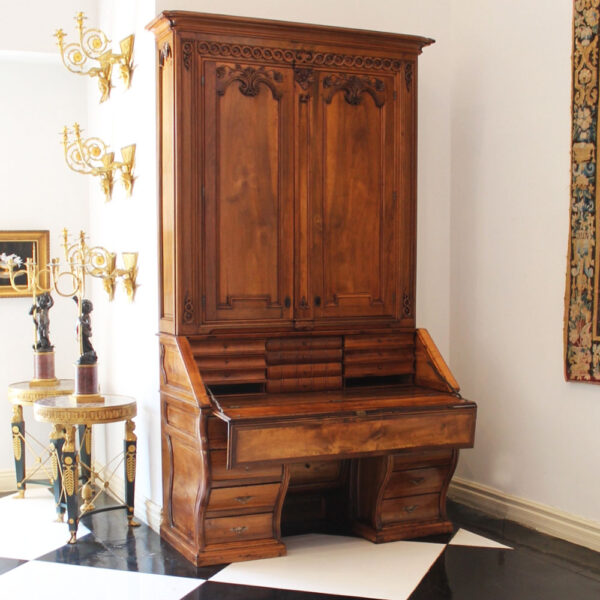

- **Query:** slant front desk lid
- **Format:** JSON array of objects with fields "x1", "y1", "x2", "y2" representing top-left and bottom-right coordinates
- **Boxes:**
[{"x1": 209, "y1": 386, "x2": 476, "y2": 468}]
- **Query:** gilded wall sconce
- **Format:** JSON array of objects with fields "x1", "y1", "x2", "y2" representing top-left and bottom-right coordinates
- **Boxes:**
[
  {"x1": 54, "y1": 229, "x2": 138, "y2": 303},
  {"x1": 54, "y1": 12, "x2": 134, "y2": 103},
  {"x1": 62, "y1": 123, "x2": 135, "y2": 202}
]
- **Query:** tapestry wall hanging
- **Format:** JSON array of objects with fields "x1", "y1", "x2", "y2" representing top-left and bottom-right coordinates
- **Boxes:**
[{"x1": 566, "y1": 0, "x2": 600, "y2": 382}]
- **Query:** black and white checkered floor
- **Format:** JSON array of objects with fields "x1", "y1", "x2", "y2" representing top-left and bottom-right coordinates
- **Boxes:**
[{"x1": 0, "y1": 487, "x2": 598, "y2": 599}]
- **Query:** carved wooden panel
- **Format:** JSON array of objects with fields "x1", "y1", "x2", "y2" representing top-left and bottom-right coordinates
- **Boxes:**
[
  {"x1": 309, "y1": 71, "x2": 398, "y2": 319},
  {"x1": 203, "y1": 61, "x2": 294, "y2": 323}
]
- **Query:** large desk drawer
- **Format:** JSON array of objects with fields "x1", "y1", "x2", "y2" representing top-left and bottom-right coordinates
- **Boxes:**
[{"x1": 226, "y1": 405, "x2": 475, "y2": 467}]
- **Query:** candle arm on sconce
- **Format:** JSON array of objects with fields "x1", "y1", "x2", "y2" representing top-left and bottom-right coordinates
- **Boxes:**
[
  {"x1": 59, "y1": 229, "x2": 139, "y2": 303},
  {"x1": 54, "y1": 11, "x2": 134, "y2": 103},
  {"x1": 61, "y1": 124, "x2": 135, "y2": 202}
]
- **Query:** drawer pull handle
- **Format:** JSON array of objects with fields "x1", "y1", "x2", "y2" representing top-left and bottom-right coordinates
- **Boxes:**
[
  {"x1": 231, "y1": 526, "x2": 247, "y2": 535},
  {"x1": 404, "y1": 505, "x2": 418, "y2": 513},
  {"x1": 234, "y1": 496, "x2": 253, "y2": 504},
  {"x1": 410, "y1": 477, "x2": 425, "y2": 485}
]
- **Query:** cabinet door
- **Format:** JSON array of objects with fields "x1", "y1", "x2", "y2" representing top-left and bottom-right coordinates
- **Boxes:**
[
  {"x1": 203, "y1": 61, "x2": 294, "y2": 323},
  {"x1": 308, "y1": 70, "x2": 399, "y2": 321}
]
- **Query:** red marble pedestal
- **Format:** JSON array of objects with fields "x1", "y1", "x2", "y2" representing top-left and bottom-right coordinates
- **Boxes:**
[
  {"x1": 32, "y1": 351, "x2": 58, "y2": 385},
  {"x1": 74, "y1": 363, "x2": 102, "y2": 402}
]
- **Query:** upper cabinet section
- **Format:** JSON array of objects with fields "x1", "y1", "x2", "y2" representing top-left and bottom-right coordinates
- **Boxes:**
[{"x1": 149, "y1": 12, "x2": 433, "y2": 335}]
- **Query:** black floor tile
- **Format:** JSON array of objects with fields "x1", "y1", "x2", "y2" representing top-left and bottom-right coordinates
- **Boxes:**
[
  {"x1": 37, "y1": 533, "x2": 128, "y2": 570},
  {"x1": 447, "y1": 500, "x2": 600, "y2": 577},
  {"x1": 409, "y1": 545, "x2": 600, "y2": 600},
  {"x1": 0, "y1": 557, "x2": 25, "y2": 575},
  {"x1": 35, "y1": 500, "x2": 224, "y2": 579},
  {"x1": 183, "y1": 581, "x2": 368, "y2": 600}
]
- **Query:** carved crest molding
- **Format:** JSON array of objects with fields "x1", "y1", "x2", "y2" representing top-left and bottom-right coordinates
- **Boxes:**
[{"x1": 188, "y1": 39, "x2": 404, "y2": 73}]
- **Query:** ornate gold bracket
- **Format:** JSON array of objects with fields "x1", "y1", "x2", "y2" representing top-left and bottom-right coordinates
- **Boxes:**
[
  {"x1": 62, "y1": 123, "x2": 135, "y2": 202},
  {"x1": 0, "y1": 230, "x2": 138, "y2": 303},
  {"x1": 54, "y1": 12, "x2": 134, "y2": 103},
  {"x1": 56, "y1": 229, "x2": 138, "y2": 303}
]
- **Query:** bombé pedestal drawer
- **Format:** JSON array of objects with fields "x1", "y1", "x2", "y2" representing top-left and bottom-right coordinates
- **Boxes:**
[
  {"x1": 207, "y1": 483, "x2": 281, "y2": 515},
  {"x1": 204, "y1": 512, "x2": 274, "y2": 545},
  {"x1": 380, "y1": 493, "x2": 440, "y2": 525},
  {"x1": 384, "y1": 467, "x2": 447, "y2": 499}
]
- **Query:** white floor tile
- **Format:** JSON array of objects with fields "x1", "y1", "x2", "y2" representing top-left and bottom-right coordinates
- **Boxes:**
[
  {"x1": 0, "y1": 561, "x2": 203, "y2": 600},
  {"x1": 210, "y1": 533, "x2": 445, "y2": 600},
  {"x1": 0, "y1": 487, "x2": 90, "y2": 559},
  {"x1": 449, "y1": 528, "x2": 512, "y2": 549}
]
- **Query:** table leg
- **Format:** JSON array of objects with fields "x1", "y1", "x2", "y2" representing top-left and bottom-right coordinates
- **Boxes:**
[
  {"x1": 78, "y1": 425, "x2": 92, "y2": 485},
  {"x1": 62, "y1": 426, "x2": 80, "y2": 544},
  {"x1": 49, "y1": 425, "x2": 65, "y2": 522},
  {"x1": 124, "y1": 420, "x2": 140, "y2": 527},
  {"x1": 11, "y1": 405, "x2": 25, "y2": 499}
]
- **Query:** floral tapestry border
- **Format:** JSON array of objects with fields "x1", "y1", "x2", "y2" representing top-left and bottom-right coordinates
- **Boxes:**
[{"x1": 566, "y1": 0, "x2": 600, "y2": 381}]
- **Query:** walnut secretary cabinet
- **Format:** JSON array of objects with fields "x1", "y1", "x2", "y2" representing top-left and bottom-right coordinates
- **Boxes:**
[{"x1": 148, "y1": 11, "x2": 476, "y2": 566}]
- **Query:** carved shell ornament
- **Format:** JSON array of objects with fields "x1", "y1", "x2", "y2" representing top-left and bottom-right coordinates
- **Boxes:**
[
  {"x1": 322, "y1": 73, "x2": 386, "y2": 107},
  {"x1": 216, "y1": 64, "x2": 284, "y2": 99}
]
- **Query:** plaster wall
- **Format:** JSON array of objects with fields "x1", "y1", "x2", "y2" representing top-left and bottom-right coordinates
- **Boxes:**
[
  {"x1": 0, "y1": 54, "x2": 89, "y2": 471},
  {"x1": 450, "y1": 0, "x2": 600, "y2": 523}
]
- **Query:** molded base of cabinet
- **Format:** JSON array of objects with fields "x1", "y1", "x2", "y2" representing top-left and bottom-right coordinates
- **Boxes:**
[
  {"x1": 353, "y1": 519, "x2": 453, "y2": 543},
  {"x1": 161, "y1": 524, "x2": 286, "y2": 565}
]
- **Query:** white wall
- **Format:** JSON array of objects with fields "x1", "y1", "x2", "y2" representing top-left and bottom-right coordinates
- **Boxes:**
[
  {"x1": 450, "y1": 0, "x2": 600, "y2": 523},
  {"x1": 0, "y1": 54, "x2": 89, "y2": 470},
  {"x1": 87, "y1": 0, "x2": 162, "y2": 516}
]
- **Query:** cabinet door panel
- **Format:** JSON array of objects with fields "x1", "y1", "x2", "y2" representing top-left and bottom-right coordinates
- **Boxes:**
[
  {"x1": 204, "y1": 61, "x2": 294, "y2": 323},
  {"x1": 310, "y1": 71, "x2": 398, "y2": 320}
]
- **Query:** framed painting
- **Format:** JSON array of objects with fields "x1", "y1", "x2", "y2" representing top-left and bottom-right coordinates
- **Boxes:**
[{"x1": 0, "y1": 230, "x2": 50, "y2": 298}]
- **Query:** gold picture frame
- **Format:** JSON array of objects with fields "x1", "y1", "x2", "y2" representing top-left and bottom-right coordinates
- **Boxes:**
[{"x1": 0, "y1": 230, "x2": 50, "y2": 298}]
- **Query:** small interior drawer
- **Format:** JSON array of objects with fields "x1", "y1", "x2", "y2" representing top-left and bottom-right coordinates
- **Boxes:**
[
  {"x1": 210, "y1": 450, "x2": 282, "y2": 484},
  {"x1": 288, "y1": 460, "x2": 342, "y2": 487},
  {"x1": 191, "y1": 340, "x2": 265, "y2": 356},
  {"x1": 202, "y1": 369, "x2": 266, "y2": 384}
]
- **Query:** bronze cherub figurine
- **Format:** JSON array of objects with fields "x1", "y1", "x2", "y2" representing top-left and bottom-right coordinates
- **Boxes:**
[
  {"x1": 73, "y1": 296, "x2": 98, "y2": 365},
  {"x1": 30, "y1": 292, "x2": 54, "y2": 352}
]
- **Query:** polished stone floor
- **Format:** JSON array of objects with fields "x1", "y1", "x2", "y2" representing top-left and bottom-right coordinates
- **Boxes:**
[{"x1": 0, "y1": 487, "x2": 598, "y2": 599}]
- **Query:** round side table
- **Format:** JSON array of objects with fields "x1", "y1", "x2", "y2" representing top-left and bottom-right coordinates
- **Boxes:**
[
  {"x1": 33, "y1": 394, "x2": 139, "y2": 544},
  {"x1": 8, "y1": 379, "x2": 74, "y2": 498}
]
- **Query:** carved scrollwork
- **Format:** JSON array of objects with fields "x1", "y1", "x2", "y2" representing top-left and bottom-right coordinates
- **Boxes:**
[
  {"x1": 322, "y1": 73, "x2": 386, "y2": 107},
  {"x1": 216, "y1": 64, "x2": 284, "y2": 99},
  {"x1": 405, "y1": 62, "x2": 413, "y2": 92},
  {"x1": 295, "y1": 68, "x2": 315, "y2": 102},
  {"x1": 183, "y1": 292, "x2": 194, "y2": 323},
  {"x1": 196, "y1": 40, "x2": 403, "y2": 72},
  {"x1": 182, "y1": 40, "x2": 193, "y2": 70},
  {"x1": 159, "y1": 42, "x2": 171, "y2": 67},
  {"x1": 402, "y1": 293, "x2": 413, "y2": 318}
]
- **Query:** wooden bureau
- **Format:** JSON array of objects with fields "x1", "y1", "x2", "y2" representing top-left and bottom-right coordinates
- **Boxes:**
[{"x1": 149, "y1": 11, "x2": 477, "y2": 566}]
